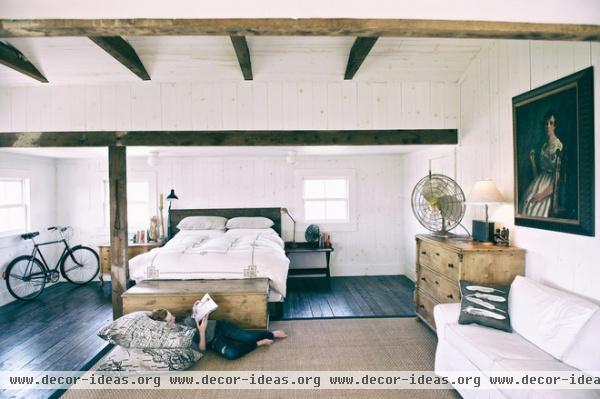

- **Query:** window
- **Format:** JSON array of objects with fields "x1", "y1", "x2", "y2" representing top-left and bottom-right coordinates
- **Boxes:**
[
  {"x1": 303, "y1": 178, "x2": 349, "y2": 222},
  {"x1": 104, "y1": 180, "x2": 151, "y2": 232},
  {"x1": 294, "y1": 169, "x2": 356, "y2": 231},
  {"x1": 0, "y1": 178, "x2": 30, "y2": 235}
]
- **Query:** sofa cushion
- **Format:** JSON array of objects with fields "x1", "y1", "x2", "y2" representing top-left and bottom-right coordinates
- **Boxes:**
[
  {"x1": 433, "y1": 303, "x2": 461, "y2": 340},
  {"x1": 561, "y1": 309, "x2": 600, "y2": 372},
  {"x1": 509, "y1": 276, "x2": 599, "y2": 360},
  {"x1": 459, "y1": 280, "x2": 512, "y2": 332},
  {"x1": 444, "y1": 323, "x2": 556, "y2": 371}
]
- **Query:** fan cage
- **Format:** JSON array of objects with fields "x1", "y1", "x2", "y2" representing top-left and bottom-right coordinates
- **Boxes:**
[{"x1": 411, "y1": 173, "x2": 466, "y2": 235}]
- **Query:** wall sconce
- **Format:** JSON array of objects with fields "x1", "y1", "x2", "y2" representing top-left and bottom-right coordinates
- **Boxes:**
[
  {"x1": 166, "y1": 189, "x2": 179, "y2": 238},
  {"x1": 467, "y1": 180, "x2": 505, "y2": 242}
]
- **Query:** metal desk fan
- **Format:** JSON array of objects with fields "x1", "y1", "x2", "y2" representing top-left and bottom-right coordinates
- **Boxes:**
[{"x1": 411, "y1": 172, "x2": 466, "y2": 236}]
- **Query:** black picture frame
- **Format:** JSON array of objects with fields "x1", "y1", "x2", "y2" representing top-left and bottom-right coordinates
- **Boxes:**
[{"x1": 513, "y1": 66, "x2": 594, "y2": 236}]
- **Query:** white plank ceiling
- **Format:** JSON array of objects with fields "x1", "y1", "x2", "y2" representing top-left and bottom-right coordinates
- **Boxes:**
[{"x1": 0, "y1": 36, "x2": 487, "y2": 86}]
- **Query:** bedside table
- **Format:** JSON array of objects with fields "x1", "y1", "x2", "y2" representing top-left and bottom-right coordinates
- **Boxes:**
[
  {"x1": 98, "y1": 242, "x2": 161, "y2": 285},
  {"x1": 284, "y1": 242, "x2": 334, "y2": 278}
]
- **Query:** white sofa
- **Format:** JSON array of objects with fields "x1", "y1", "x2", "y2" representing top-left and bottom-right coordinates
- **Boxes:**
[{"x1": 434, "y1": 275, "x2": 600, "y2": 399}]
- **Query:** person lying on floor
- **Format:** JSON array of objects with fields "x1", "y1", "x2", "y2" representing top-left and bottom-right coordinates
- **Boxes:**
[{"x1": 148, "y1": 308, "x2": 287, "y2": 360}]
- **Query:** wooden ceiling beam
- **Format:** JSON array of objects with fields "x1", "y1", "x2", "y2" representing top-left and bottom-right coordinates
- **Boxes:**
[
  {"x1": 230, "y1": 36, "x2": 253, "y2": 80},
  {"x1": 0, "y1": 41, "x2": 48, "y2": 83},
  {"x1": 89, "y1": 36, "x2": 150, "y2": 80},
  {"x1": 0, "y1": 19, "x2": 598, "y2": 41},
  {"x1": 0, "y1": 129, "x2": 458, "y2": 147},
  {"x1": 344, "y1": 37, "x2": 378, "y2": 80}
]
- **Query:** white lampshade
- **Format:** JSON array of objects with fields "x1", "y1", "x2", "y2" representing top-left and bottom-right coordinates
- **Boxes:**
[{"x1": 468, "y1": 180, "x2": 505, "y2": 204}]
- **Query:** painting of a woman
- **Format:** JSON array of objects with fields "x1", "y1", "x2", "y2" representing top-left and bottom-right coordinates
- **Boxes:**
[
  {"x1": 512, "y1": 66, "x2": 594, "y2": 236},
  {"x1": 520, "y1": 111, "x2": 564, "y2": 217}
]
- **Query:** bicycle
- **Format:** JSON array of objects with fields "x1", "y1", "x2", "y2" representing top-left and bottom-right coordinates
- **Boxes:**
[{"x1": 2, "y1": 226, "x2": 99, "y2": 301}]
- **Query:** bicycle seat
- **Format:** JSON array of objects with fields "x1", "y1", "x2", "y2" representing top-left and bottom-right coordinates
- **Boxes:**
[{"x1": 21, "y1": 232, "x2": 40, "y2": 240}]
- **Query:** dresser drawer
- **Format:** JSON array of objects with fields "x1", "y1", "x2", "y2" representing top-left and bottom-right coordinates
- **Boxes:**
[
  {"x1": 415, "y1": 289, "x2": 438, "y2": 330},
  {"x1": 418, "y1": 266, "x2": 460, "y2": 304},
  {"x1": 418, "y1": 240, "x2": 460, "y2": 281}
]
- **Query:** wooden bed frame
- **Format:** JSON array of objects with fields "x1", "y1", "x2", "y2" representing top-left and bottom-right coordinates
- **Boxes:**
[
  {"x1": 164, "y1": 207, "x2": 285, "y2": 319},
  {"x1": 168, "y1": 207, "x2": 282, "y2": 240}
]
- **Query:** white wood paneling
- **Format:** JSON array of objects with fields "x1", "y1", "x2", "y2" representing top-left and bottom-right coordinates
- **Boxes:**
[
  {"x1": 0, "y1": 80, "x2": 459, "y2": 132},
  {"x1": 399, "y1": 40, "x2": 600, "y2": 301}
]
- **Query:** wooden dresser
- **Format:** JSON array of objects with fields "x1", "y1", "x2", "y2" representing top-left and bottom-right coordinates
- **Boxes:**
[
  {"x1": 98, "y1": 242, "x2": 161, "y2": 285},
  {"x1": 415, "y1": 234, "x2": 525, "y2": 331}
]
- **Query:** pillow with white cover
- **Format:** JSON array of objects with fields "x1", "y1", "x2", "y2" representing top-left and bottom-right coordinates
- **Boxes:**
[
  {"x1": 177, "y1": 216, "x2": 228, "y2": 230},
  {"x1": 97, "y1": 346, "x2": 202, "y2": 371},
  {"x1": 97, "y1": 311, "x2": 196, "y2": 349},
  {"x1": 226, "y1": 217, "x2": 274, "y2": 229}
]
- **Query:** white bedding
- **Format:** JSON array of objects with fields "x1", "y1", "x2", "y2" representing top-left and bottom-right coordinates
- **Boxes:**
[{"x1": 128, "y1": 228, "x2": 290, "y2": 297}]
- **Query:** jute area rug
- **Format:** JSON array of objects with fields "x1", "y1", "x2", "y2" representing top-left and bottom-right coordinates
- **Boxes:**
[{"x1": 63, "y1": 317, "x2": 460, "y2": 399}]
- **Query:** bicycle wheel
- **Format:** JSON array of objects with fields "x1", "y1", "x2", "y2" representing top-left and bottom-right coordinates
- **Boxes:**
[
  {"x1": 60, "y1": 246, "x2": 99, "y2": 285},
  {"x1": 5, "y1": 256, "x2": 47, "y2": 300}
]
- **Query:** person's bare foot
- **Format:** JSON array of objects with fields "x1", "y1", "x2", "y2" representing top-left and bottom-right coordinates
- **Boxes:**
[
  {"x1": 272, "y1": 330, "x2": 287, "y2": 339},
  {"x1": 257, "y1": 339, "x2": 274, "y2": 346}
]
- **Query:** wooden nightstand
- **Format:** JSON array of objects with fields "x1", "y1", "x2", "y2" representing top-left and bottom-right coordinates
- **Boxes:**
[
  {"x1": 98, "y1": 242, "x2": 161, "y2": 285},
  {"x1": 285, "y1": 242, "x2": 334, "y2": 278}
]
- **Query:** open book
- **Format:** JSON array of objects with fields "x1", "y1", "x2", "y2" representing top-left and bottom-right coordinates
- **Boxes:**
[{"x1": 191, "y1": 293, "x2": 219, "y2": 322}]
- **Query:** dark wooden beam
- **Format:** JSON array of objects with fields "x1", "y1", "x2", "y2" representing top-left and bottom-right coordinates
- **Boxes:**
[
  {"x1": 0, "y1": 19, "x2": 598, "y2": 41},
  {"x1": 89, "y1": 36, "x2": 150, "y2": 80},
  {"x1": 108, "y1": 146, "x2": 128, "y2": 319},
  {"x1": 0, "y1": 41, "x2": 47, "y2": 83},
  {"x1": 344, "y1": 37, "x2": 378, "y2": 80},
  {"x1": 0, "y1": 129, "x2": 458, "y2": 147},
  {"x1": 230, "y1": 36, "x2": 253, "y2": 80}
]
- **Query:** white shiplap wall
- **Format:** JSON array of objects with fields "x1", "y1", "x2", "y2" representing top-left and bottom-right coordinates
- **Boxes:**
[
  {"x1": 0, "y1": 80, "x2": 458, "y2": 131},
  {"x1": 56, "y1": 155, "x2": 404, "y2": 277},
  {"x1": 400, "y1": 40, "x2": 600, "y2": 301},
  {"x1": 0, "y1": 152, "x2": 58, "y2": 306}
]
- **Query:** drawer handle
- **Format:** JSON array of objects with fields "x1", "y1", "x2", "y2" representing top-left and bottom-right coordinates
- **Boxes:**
[
  {"x1": 434, "y1": 280, "x2": 439, "y2": 285},
  {"x1": 447, "y1": 263, "x2": 454, "y2": 268},
  {"x1": 435, "y1": 252, "x2": 440, "y2": 256},
  {"x1": 421, "y1": 251, "x2": 427, "y2": 255},
  {"x1": 447, "y1": 294, "x2": 454, "y2": 299},
  {"x1": 419, "y1": 304, "x2": 425, "y2": 309},
  {"x1": 420, "y1": 277, "x2": 427, "y2": 282}
]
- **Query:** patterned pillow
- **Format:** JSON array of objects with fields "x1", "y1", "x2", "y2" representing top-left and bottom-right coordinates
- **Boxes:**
[
  {"x1": 97, "y1": 311, "x2": 196, "y2": 348},
  {"x1": 458, "y1": 280, "x2": 512, "y2": 333},
  {"x1": 97, "y1": 346, "x2": 202, "y2": 371}
]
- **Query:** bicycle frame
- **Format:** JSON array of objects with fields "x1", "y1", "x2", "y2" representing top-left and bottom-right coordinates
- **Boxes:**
[{"x1": 30, "y1": 238, "x2": 76, "y2": 273}]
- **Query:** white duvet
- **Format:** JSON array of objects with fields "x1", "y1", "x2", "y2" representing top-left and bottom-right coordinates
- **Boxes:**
[{"x1": 128, "y1": 228, "x2": 290, "y2": 297}]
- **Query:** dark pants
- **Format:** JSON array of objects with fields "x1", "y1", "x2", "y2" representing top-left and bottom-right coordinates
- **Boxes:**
[{"x1": 210, "y1": 320, "x2": 273, "y2": 360}]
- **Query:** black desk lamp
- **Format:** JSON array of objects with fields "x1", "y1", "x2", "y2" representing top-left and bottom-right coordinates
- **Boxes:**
[{"x1": 166, "y1": 189, "x2": 179, "y2": 238}]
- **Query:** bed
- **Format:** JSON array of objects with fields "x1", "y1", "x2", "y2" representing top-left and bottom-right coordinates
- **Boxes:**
[{"x1": 127, "y1": 208, "x2": 290, "y2": 301}]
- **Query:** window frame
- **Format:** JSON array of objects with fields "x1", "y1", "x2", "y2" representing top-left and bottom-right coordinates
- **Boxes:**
[
  {"x1": 0, "y1": 176, "x2": 31, "y2": 237},
  {"x1": 294, "y1": 169, "x2": 357, "y2": 232}
]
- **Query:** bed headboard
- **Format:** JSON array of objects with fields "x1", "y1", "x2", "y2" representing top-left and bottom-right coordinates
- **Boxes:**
[{"x1": 168, "y1": 207, "x2": 282, "y2": 239}]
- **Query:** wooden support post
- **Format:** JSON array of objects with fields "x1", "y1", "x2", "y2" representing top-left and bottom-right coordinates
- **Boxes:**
[
  {"x1": 108, "y1": 146, "x2": 128, "y2": 319},
  {"x1": 230, "y1": 36, "x2": 253, "y2": 80},
  {"x1": 344, "y1": 37, "x2": 378, "y2": 80}
]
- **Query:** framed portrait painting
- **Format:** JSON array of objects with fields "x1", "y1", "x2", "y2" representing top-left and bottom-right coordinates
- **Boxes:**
[{"x1": 513, "y1": 66, "x2": 594, "y2": 236}]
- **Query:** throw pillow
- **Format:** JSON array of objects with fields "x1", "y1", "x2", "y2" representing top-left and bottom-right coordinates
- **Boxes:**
[
  {"x1": 176, "y1": 216, "x2": 228, "y2": 230},
  {"x1": 458, "y1": 280, "x2": 512, "y2": 332},
  {"x1": 226, "y1": 217, "x2": 274, "y2": 229},
  {"x1": 97, "y1": 311, "x2": 196, "y2": 348},
  {"x1": 96, "y1": 346, "x2": 202, "y2": 371}
]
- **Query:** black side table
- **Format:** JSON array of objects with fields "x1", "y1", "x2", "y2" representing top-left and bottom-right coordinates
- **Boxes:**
[{"x1": 284, "y1": 242, "x2": 334, "y2": 278}]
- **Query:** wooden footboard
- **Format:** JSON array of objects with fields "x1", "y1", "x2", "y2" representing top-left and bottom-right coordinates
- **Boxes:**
[{"x1": 122, "y1": 278, "x2": 270, "y2": 329}]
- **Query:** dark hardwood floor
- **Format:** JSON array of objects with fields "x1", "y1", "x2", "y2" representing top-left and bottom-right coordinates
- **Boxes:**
[
  {"x1": 0, "y1": 275, "x2": 415, "y2": 399},
  {"x1": 283, "y1": 275, "x2": 415, "y2": 319}
]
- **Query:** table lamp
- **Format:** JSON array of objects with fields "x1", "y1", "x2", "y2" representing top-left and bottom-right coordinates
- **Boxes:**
[
  {"x1": 166, "y1": 189, "x2": 179, "y2": 238},
  {"x1": 468, "y1": 180, "x2": 504, "y2": 242},
  {"x1": 281, "y1": 208, "x2": 297, "y2": 247}
]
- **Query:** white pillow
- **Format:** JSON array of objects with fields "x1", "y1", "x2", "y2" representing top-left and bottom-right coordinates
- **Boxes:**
[
  {"x1": 509, "y1": 276, "x2": 599, "y2": 360},
  {"x1": 226, "y1": 217, "x2": 274, "y2": 229},
  {"x1": 176, "y1": 216, "x2": 227, "y2": 230}
]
